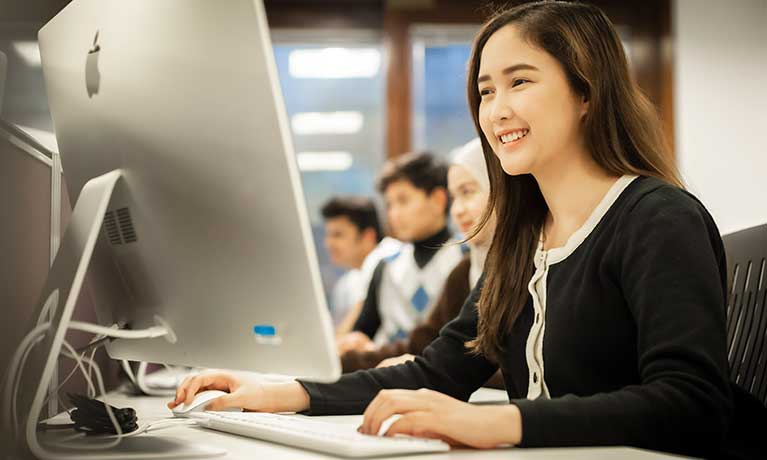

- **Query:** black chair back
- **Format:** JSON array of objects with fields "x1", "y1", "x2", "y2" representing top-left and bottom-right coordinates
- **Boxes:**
[{"x1": 722, "y1": 224, "x2": 767, "y2": 406}]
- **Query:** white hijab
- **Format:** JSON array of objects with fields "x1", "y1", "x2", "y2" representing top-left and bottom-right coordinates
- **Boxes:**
[{"x1": 450, "y1": 138, "x2": 490, "y2": 288}]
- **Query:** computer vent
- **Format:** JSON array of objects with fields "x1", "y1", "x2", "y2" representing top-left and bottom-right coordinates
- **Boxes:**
[{"x1": 103, "y1": 207, "x2": 138, "y2": 245}]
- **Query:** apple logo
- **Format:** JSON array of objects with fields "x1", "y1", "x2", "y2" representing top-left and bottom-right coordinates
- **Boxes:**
[{"x1": 85, "y1": 30, "x2": 101, "y2": 98}]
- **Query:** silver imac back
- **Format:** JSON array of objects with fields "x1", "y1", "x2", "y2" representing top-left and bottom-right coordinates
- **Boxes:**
[{"x1": 37, "y1": 0, "x2": 341, "y2": 381}]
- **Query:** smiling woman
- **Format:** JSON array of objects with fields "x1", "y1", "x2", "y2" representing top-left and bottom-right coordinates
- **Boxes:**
[
  {"x1": 465, "y1": 0, "x2": 680, "y2": 365},
  {"x1": 169, "y1": 2, "x2": 755, "y2": 457}
]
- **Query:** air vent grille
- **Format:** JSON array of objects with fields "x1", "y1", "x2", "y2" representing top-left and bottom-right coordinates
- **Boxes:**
[
  {"x1": 103, "y1": 211, "x2": 122, "y2": 245},
  {"x1": 116, "y1": 207, "x2": 137, "y2": 243},
  {"x1": 102, "y1": 207, "x2": 138, "y2": 245}
]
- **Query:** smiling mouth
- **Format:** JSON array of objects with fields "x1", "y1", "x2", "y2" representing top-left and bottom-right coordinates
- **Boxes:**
[{"x1": 499, "y1": 129, "x2": 530, "y2": 144}]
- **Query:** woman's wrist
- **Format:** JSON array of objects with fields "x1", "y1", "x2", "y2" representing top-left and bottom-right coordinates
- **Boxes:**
[
  {"x1": 484, "y1": 404, "x2": 523, "y2": 445},
  {"x1": 262, "y1": 382, "x2": 310, "y2": 413}
]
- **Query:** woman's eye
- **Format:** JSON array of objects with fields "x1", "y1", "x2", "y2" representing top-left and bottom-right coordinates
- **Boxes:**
[
  {"x1": 459, "y1": 187, "x2": 476, "y2": 198},
  {"x1": 479, "y1": 88, "x2": 494, "y2": 96},
  {"x1": 512, "y1": 78, "x2": 529, "y2": 87}
]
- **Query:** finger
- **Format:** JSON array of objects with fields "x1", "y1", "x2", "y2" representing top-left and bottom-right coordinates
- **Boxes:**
[
  {"x1": 204, "y1": 392, "x2": 238, "y2": 412},
  {"x1": 182, "y1": 373, "x2": 227, "y2": 406},
  {"x1": 361, "y1": 390, "x2": 395, "y2": 434},
  {"x1": 360, "y1": 390, "x2": 386, "y2": 434},
  {"x1": 173, "y1": 375, "x2": 196, "y2": 406},
  {"x1": 361, "y1": 390, "x2": 422, "y2": 435},
  {"x1": 384, "y1": 412, "x2": 428, "y2": 437},
  {"x1": 386, "y1": 414, "x2": 463, "y2": 446},
  {"x1": 198, "y1": 375, "x2": 235, "y2": 393},
  {"x1": 183, "y1": 377, "x2": 204, "y2": 405},
  {"x1": 369, "y1": 389, "x2": 446, "y2": 435}
]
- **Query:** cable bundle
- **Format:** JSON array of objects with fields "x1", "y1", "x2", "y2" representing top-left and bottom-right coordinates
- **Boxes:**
[{"x1": 67, "y1": 393, "x2": 138, "y2": 435}]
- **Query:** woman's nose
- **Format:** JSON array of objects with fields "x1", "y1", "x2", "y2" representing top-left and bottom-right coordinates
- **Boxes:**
[
  {"x1": 489, "y1": 93, "x2": 513, "y2": 123},
  {"x1": 451, "y1": 202, "x2": 466, "y2": 217}
]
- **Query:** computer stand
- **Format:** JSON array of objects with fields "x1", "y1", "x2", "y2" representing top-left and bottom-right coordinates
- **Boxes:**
[{"x1": 14, "y1": 169, "x2": 225, "y2": 459}]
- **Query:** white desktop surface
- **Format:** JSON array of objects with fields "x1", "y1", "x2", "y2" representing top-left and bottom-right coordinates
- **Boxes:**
[{"x1": 43, "y1": 391, "x2": 694, "y2": 460}]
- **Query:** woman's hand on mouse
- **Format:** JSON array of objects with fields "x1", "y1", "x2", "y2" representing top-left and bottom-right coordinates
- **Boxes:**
[
  {"x1": 167, "y1": 371, "x2": 310, "y2": 413},
  {"x1": 358, "y1": 388, "x2": 522, "y2": 448}
]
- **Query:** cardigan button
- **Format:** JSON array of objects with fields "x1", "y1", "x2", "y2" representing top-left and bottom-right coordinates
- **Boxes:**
[
  {"x1": 533, "y1": 372, "x2": 538, "y2": 383},
  {"x1": 535, "y1": 313, "x2": 540, "y2": 324}
]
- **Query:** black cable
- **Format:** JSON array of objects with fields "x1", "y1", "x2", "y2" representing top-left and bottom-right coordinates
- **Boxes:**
[{"x1": 66, "y1": 393, "x2": 138, "y2": 435}]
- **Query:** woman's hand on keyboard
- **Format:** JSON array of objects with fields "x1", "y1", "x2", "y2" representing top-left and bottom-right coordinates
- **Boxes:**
[
  {"x1": 167, "y1": 371, "x2": 310, "y2": 413},
  {"x1": 357, "y1": 388, "x2": 522, "y2": 448}
]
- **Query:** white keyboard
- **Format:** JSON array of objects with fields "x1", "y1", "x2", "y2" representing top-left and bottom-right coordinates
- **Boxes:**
[{"x1": 189, "y1": 411, "x2": 450, "y2": 457}]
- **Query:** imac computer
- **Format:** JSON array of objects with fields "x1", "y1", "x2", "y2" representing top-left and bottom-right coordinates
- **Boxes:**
[{"x1": 6, "y1": 0, "x2": 341, "y2": 457}]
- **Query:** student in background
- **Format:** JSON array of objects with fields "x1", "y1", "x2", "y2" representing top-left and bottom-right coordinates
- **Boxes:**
[
  {"x1": 341, "y1": 138, "x2": 502, "y2": 391},
  {"x1": 321, "y1": 196, "x2": 397, "y2": 329},
  {"x1": 171, "y1": 2, "x2": 756, "y2": 457},
  {"x1": 336, "y1": 152, "x2": 465, "y2": 354}
]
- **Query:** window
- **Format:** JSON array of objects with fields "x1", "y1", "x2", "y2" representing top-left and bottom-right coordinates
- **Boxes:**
[
  {"x1": 271, "y1": 29, "x2": 387, "y2": 302},
  {"x1": 411, "y1": 25, "x2": 479, "y2": 159}
]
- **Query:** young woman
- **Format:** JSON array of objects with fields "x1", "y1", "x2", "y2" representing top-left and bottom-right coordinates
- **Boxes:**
[{"x1": 169, "y1": 2, "x2": 735, "y2": 456}]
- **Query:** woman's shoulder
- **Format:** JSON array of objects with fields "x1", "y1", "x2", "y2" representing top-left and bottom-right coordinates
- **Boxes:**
[
  {"x1": 619, "y1": 176, "x2": 713, "y2": 223},
  {"x1": 611, "y1": 176, "x2": 722, "y2": 244}
]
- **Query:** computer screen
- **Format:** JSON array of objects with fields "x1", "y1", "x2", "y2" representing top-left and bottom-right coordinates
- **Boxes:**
[{"x1": 36, "y1": 0, "x2": 340, "y2": 380}]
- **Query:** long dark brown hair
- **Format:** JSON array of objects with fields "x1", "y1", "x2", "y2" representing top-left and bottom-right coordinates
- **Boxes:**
[{"x1": 465, "y1": 1, "x2": 682, "y2": 362}]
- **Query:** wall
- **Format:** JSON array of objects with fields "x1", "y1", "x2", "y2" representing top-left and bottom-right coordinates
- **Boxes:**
[{"x1": 674, "y1": 0, "x2": 767, "y2": 235}]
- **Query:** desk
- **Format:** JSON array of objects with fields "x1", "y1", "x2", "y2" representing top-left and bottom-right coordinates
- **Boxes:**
[{"x1": 40, "y1": 391, "x2": 694, "y2": 460}]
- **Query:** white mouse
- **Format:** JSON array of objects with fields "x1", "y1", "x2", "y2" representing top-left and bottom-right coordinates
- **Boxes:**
[
  {"x1": 171, "y1": 389, "x2": 237, "y2": 416},
  {"x1": 377, "y1": 414, "x2": 402, "y2": 436}
]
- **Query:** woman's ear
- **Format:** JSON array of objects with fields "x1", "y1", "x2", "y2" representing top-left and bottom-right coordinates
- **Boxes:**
[{"x1": 579, "y1": 94, "x2": 589, "y2": 119}]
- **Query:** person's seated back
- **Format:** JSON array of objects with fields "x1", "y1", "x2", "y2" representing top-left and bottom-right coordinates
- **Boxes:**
[
  {"x1": 320, "y1": 196, "x2": 400, "y2": 329},
  {"x1": 339, "y1": 152, "x2": 464, "y2": 351}
]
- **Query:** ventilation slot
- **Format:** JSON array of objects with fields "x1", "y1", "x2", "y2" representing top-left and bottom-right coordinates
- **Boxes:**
[
  {"x1": 116, "y1": 207, "x2": 138, "y2": 243},
  {"x1": 103, "y1": 211, "x2": 122, "y2": 245}
]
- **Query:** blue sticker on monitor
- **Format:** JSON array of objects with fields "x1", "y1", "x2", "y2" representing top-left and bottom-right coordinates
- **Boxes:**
[
  {"x1": 253, "y1": 325, "x2": 276, "y2": 336},
  {"x1": 253, "y1": 324, "x2": 281, "y2": 345}
]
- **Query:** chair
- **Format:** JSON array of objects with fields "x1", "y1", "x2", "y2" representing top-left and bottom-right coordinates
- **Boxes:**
[{"x1": 722, "y1": 224, "x2": 767, "y2": 406}]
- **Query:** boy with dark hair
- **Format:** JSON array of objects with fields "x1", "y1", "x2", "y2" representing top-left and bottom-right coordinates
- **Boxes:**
[
  {"x1": 320, "y1": 196, "x2": 400, "y2": 329},
  {"x1": 337, "y1": 152, "x2": 464, "y2": 352}
]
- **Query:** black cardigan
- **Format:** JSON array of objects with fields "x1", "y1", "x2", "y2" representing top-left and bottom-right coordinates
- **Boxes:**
[{"x1": 299, "y1": 176, "x2": 734, "y2": 457}]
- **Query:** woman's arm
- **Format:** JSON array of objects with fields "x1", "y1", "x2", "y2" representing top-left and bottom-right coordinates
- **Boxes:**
[{"x1": 298, "y1": 279, "x2": 498, "y2": 415}]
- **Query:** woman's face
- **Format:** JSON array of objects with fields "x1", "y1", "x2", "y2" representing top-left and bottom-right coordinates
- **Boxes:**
[
  {"x1": 477, "y1": 24, "x2": 588, "y2": 178},
  {"x1": 448, "y1": 165, "x2": 493, "y2": 247}
]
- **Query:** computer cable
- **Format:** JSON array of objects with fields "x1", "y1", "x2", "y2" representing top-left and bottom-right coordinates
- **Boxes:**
[
  {"x1": 67, "y1": 392, "x2": 138, "y2": 435},
  {"x1": 42, "y1": 334, "x2": 104, "y2": 412},
  {"x1": 3, "y1": 321, "x2": 169, "y2": 441}
]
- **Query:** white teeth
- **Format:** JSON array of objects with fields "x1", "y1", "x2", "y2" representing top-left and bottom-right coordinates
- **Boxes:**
[{"x1": 500, "y1": 129, "x2": 528, "y2": 144}]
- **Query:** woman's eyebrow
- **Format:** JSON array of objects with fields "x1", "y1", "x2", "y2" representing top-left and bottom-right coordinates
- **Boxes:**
[{"x1": 478, "y1": 63, "x2": 539, "y2": 83}]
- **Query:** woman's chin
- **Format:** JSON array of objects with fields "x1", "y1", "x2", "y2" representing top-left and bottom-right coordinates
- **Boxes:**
[{"x1": 498, "y1": 157, "x2": 531, "y2": 176}]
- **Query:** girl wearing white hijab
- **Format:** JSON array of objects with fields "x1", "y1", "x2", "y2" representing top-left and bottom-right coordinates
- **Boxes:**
[{"x1": 449, "y1": 137, "x2": 494, "y2": 288}]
